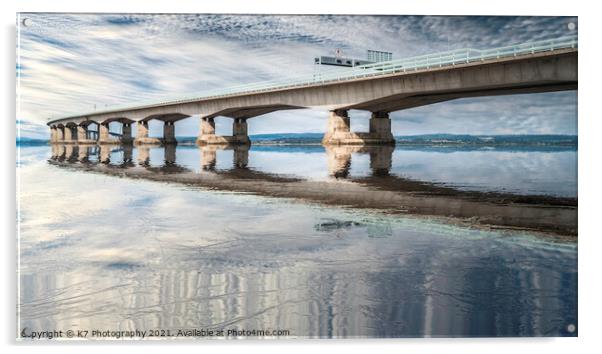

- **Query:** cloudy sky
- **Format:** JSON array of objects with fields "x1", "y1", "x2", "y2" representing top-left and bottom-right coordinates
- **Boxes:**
[{"x1": 16, "y1": 14, "x2": 578, "y2": 139}]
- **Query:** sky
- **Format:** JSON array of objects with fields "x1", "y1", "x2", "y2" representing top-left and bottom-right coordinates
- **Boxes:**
[{"x1": 16, "y1": 14, "x2": 578, "y2": 139}]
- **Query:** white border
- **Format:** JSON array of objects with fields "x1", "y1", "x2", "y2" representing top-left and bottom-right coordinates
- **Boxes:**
[{"x1": 4, "y1": 1, "x2": 600, "y2": 353}]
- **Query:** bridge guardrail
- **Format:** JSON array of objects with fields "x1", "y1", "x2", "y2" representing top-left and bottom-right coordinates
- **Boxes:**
[{"x1": 49, "y1": 35, "x2": 577, "y2": 121}]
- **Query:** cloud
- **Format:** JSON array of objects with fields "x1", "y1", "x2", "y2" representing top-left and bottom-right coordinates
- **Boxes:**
[
  {"x1": 16, "y1": 119, "x2": 48, "y2": 139},
  {"x1": 16, "y1": 14, "x2": 578, "y2": 138}
]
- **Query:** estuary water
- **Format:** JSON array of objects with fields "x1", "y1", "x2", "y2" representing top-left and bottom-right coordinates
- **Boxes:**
[{"x1": 18, "y1": 144, "x2": 577, "y2": 338}]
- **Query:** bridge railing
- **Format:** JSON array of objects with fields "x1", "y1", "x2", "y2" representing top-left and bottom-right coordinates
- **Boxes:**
[
  {"x1": 50, "y1": 35, "x2": 577, "y2": 121},
  {"x1": 153, "y1": 35, "x2": 578, "y2": 103},
  {"x1": 179, "y1": 35, "x2": 577, "y2": 99}
]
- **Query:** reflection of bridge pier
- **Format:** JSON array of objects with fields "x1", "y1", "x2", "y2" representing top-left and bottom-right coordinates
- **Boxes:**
[
  {"x1": 99, "y1": 145, "x2": 113, "y2": 164},
  {"x1": 326, "y1": 145, "x2": 393, "y2": 178},
  {"x1": 369, "y1": 146, "x2": 394, "y2": 176},
  {"x1": 65, "y1": 145, "x2": 78, "y2": 162},
  {"x1": 120, "y1": 145, "x2": 134, "y2": 167},
  {"x1": 50, "y1": 144, "x2": 64, "y2": 161},
  {"x1": 137, "y1": 146, "x2": 150, "y2": 166},
  {"x1": 164, "y1": 144, "x2": 176, "y2": 165},
  {"x1": 233, "y1": 145, "x2": 249, "y2": 169},
  {"x1": 77, "y1": 145, "x2": 90, "y2": 162},
  {"x1": 200, "y1": 145, "x2": 250, "y2": 171}
]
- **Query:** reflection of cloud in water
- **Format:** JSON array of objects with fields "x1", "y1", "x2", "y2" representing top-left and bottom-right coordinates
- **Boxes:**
[
  {"x1": 389, "y1": 149, "x2": 576, "y2": 197},
  {"x1": 18, "y1": 146, "x2": 577, "y2": 337}
]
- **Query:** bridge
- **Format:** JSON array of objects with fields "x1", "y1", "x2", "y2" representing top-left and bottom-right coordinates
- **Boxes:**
[{"x1": 47, "y1": 36, "x2": 577, "y2": 146}]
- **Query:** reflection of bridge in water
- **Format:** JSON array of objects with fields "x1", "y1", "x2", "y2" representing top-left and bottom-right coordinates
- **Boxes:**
[
  {"x1": 50, "y1": 143, "x2": 397, "y2": 178},
  {"x1": 49, "y1": 144, "x2": 577, "y2": 236}
]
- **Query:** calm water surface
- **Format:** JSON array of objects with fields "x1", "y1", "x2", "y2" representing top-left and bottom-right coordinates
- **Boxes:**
[{"x1": 18, "y1": 144, "x2": 577, "y2": 338}]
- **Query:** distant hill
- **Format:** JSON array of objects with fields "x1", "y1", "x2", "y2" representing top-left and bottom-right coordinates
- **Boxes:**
[
  {"x1": 177, "y1": 133, "x2": 325, "y2": 145},
  {"x1": 394, "y1": 134, "x2": 577, "y2": 146},
  {"x1": 247, "y1": 133, "x2": 577, "y2": 146},
  {"x1": 16, "y1": 137, "x2": 48, "y2": 146},
  {"x1": 251, "y1": 133, "x2": 324, "y2": 144}
]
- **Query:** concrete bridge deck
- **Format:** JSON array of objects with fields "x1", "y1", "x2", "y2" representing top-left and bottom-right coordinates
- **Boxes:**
[{"x1": 47, "y1": 36, "x2": 577, "y2": 146}]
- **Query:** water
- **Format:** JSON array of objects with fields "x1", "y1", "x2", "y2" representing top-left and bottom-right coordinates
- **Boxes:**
[{"x1": 17, "y1": 144, "x2": 577, "y2": 338}]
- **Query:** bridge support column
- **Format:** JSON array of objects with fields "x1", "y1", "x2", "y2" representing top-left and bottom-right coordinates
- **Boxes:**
[
  {"x1": 135, "y1": 121, "x2": 148, "y2": 144},
  {"x1": 98, "y1": 123, "x2": 113, "y2": 144},
  {"x1": 49, "y1": 126, "x2": 57, "y2": 143},
  {"x1": 322, "y1": 110, "x2": 395, "y2": 145},
  {"x1": 121, "y1": 123, "x2": 133, "y2": 144},
  {"x1": 196, "y1": 117, "x2": 251, "y2": 145},
  {"x1": 56, "y1": 127, "x2": 65, "y2": 142},
  {"x1": 322, "y1": 110, "x2": 351, "y2": 145},
  {"x1": 196, "y1": 117, "x2": 215, "y2": 145},
  {"x1": 63, "y1": 125, "x2": 75, "y2": 143},
  {"x1": 77, "y1": 125, "x2": 87, "y2": 141},
  {"x1": 134, "y1": 121, "x2": 160, "y2": 145},
  {"x1": 368, "y1": 112, "x2": 395, "y2": 145},
  {"x1": 163, "y1": 121, "x2": 177, "y2": 145},
  {"x1": 232, "y1": 118, "x2": 251, "y2": 145}
]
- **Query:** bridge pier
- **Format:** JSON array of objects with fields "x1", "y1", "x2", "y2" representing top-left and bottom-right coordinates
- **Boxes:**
[
  {"x1": 163, "y1": 121, "x2": 177, "y2": 145},
  {"x1": 76, "y1": 125, "x2": 97, "y2": 144},
  {"x1": 196, "y1": 117, "x2": 251, "y2": 145},
  {"x1": 322, "y1": 110, "x2": 351, "y2": 146},
  {"x1": 369, "y1": 112, "x2": 395, "y2": 145},
  {"x1": 63, "y1": 125, "x2": 75, "y2": 144},
  {"x1": 98, "y1": 123, "x2": 114, "y2": 144},
  {"x1": 121, "y1": 123, "x2": 133, "y2": 144},
  {"x1": 77, "y1": 125, "x2": 87, "y2": 141},
  {"x1": 233, "y1": 118, "x2": 251, "y2": 145},
  {"x1": 322, "y1": 110, "x2": 395, "y2": 146},
  {"x1": 56, "y1": 127, "x2": 64, "y2": 143},
  {"x1": 134, "y1": 121, "x2": 161, "y2": 145},
  {"x1": 49, "y1": 126, "x2": 57, "y2": 143}
]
